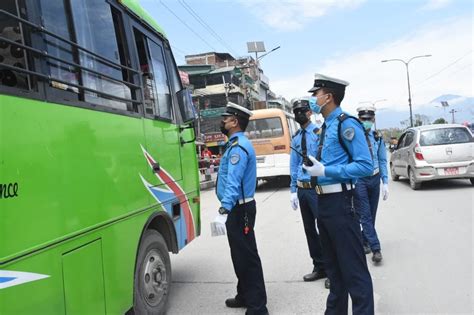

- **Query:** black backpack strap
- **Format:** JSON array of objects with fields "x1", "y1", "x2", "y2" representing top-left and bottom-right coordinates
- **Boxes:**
[{"x1": 337, "y1": 113, "x2": 373, "y2": 161}]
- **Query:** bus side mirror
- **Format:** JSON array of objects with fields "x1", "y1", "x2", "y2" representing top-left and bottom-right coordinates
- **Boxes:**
[{"x1": 179, "y1": 122, "x2": 196, "y2": 146}]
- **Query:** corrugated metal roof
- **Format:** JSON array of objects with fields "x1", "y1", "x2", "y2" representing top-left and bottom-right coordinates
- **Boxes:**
[{"x1": 209, "y1": 66, "x2": 236, "y2": 74}]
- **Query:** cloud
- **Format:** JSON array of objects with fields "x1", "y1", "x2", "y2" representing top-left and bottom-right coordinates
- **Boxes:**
[
  {"x1": 421, "y1": 0, "x2": 453, "y2": 11},
  {"x1": 238, "y1": 0, "x2": 366, "y2": 31},
  {"x1": 271, "y1": 16, "x2": 473, "y2": 115}
]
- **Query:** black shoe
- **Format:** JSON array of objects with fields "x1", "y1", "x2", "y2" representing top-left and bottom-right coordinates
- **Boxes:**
[
  {"x1": 245, "y1": 307, "x2": 269, "y2": 315},
  {"x1": 303, "y1": 269, "x2": 327, "y2": 282},
  {"x1": 372, "y1": 250, "x2": 383, "y2": 263},
  {"x1": 363, "y1": 245, "x2": 371, "y2": 254},
  {"x1": 225, "y1": 297, "x2": 246, "y2": 308},
  {"x1": 245, "y1": 309, "x2": 269, "y2": 315},
  {"x1": 324, "y1": 278, "x2": 330, "y2": 289}
]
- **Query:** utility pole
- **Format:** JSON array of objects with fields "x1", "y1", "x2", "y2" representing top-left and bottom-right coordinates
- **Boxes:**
[
  {"x1": 381, "y1": 54, "x2": 432, "y2": 127},
  {"x1": 449, "y1": 109, "x2": 459, "y2": 124}
]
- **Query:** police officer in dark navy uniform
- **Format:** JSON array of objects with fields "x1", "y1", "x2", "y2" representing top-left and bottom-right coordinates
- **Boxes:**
[
  {"x1": 303, "y1": 74, "x2": 375, "y2": 314},
  {"x1": 214, "y1": 102, "x2": 269, "y2": 315},
  {"x1": 355, "y1": 106, "x2": 389, "y2": 263},
  {"x1": 289, "y1": 97, "x2": 327, "y2": 283}
]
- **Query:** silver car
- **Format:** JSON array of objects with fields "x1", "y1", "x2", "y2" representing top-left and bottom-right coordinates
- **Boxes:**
[{"x1": 390, "y1": 124, "x2": 474, "y2": 190}]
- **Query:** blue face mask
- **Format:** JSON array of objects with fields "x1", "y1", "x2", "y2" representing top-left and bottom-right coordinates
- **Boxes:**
[
  {"x1": 309, "y1": 96, "x2": 320, "y2": 114},
  {"x1": 362, "y1": 121, "x2": 374, "y2": 130},
  {"x1": 309, "y1": 94, "x2": 329, "y2": 114}
]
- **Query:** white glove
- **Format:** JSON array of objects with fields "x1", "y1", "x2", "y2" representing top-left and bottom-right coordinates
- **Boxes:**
[
  {"x1": 210, "y1": 214, "x2": 227, "y2": 236},
  {"x1": 302, "y1": 156, "x2": 325, "y2": 177},
  {"x1": 382, "y1": 183, "x2": 389, "y2": 201},
  {"x1": 290, "y1": 192, "x2": 299, "y2": 210}
]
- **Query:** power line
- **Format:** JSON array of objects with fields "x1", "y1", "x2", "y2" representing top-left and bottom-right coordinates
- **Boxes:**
[
  {"x1": 158, "y1": 0, "x2": 216, "y2": 51},
  {"x1": 416, "y1": 50, "x2": 472, "y2": 86},
  {"x1": 178, "y1": 0, "x2": 238, "y2": 56},
  {"x1": 171, "y1": 45, "x2": 186, "y2": 56}
]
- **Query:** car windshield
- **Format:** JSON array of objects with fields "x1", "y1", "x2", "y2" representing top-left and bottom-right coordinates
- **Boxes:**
[
  {"x1": 245, "y1": 117, "x2": 283, "y2": 139},
  {"x1": 419, "y1": 127, "x2": 472, "y2": 146}
]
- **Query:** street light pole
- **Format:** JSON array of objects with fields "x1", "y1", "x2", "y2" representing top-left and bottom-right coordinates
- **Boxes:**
[
  {"x1": 381, "y1": 54, "x2": 431, "y2": 127},
  {"x1": 358, "y1": 99, "x2": 387, "y2": 130},
  {"x1": 254, "y1": 46, "x2": 280, "y2": 109}
]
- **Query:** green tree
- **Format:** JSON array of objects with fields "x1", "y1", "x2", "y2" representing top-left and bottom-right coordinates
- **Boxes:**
[{"x1": 433, "y1": 117, "x2": 447, "y2": 124}]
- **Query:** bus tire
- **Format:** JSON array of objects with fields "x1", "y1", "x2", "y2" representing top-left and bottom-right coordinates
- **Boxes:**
[{"x1": 134, "y1": 230, "x2": 171, "y2": 315}]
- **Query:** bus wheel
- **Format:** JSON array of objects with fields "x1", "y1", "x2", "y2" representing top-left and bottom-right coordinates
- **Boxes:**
[{"x1": 134, "y1": 230, "x2": 171, "y2": 315}]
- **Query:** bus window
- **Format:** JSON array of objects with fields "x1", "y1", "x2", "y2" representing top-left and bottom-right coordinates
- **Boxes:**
[
  {"x1": 246, "y1": 117, "x2": 284, "y2": 140},
  {"x1": 39, "y1": 0, "x2": 79, "y2": 95},
  {"x1": 70, "y1": 0, "x2": 131, "y2": 110},
  {"x1": 147, "y1": 39, "x2": 172, "y2": 120},
  {"x1": 164, "y1": 46, "x2": 195, "y2": 123},
  {"x1": 0, "y1": 0, "x2": 34, "y2": 91}
]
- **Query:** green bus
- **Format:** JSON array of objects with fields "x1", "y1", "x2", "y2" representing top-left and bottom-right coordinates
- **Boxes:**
[{"x1": 0, "y1": 0, "x2": 200, "y2": 313}]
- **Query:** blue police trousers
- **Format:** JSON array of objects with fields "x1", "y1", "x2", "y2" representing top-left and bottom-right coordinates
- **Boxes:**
[
  {"x1": 297, "y1": 188, "x2": 325, "y2": 270},
  {"x1": 354, "y1": 174, "x2": 381, "y2": 252},
  {"x1": 317, "y1": 190, "x2": 374, "y2": 315},
  {"x1": 226, "y1": 200, "x2": 268, "y2": 315}
]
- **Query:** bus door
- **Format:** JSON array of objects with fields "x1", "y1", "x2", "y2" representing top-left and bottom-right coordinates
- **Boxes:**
[{"x1": 134, "y1": 29, "x2": 183, "y2": 189}]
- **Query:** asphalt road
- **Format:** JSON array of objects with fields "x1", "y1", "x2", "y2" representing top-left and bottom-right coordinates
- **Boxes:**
[{"x1": 165, "y1": 177, "x2": 473, "y2": 314}]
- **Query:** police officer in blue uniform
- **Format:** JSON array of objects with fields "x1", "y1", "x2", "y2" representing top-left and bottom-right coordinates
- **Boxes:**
[
  {"x1": 289, "y1": 97, "x2": 327, "y2": 282},
  {"x1": 303, "y1": 74, "x2": 375, "y2": 314},
  {"x1": 355, "y1": 106, "x2": 389, "y2": 263},
  {"x1": 214, "y1": 102, "x2": 268, "y2": 315}
]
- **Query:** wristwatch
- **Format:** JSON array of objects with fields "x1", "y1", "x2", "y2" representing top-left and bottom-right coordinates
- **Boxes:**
[{"x1": 218, "y1": 207, "x2": 230, "y2": 215}]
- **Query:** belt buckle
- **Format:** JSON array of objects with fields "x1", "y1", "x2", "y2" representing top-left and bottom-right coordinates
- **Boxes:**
[{"x1": 315, "y1": 185, "x2": 322, "y2": 195}]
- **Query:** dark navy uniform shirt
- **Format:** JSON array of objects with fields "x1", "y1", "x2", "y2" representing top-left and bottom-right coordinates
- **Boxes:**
[{"x1": 217, "y1": 131, "x2": 256, "y2": 210}]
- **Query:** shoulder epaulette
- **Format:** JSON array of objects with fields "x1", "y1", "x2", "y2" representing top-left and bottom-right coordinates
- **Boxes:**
[
  {"x1": 292, "y1": 129, "x2": 302, "y2": 139},
  {"x1": 228, "y1": 138, "x2": 249, "y2": 156},
  {"x1": 337, "y1": 113, "x2": 349, "y2": 122}
]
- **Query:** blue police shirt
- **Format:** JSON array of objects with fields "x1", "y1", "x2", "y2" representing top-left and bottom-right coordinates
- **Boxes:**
[
  {"x1": 217, "y1": 131, "x2": 256, "y2": 210},
  {"x1": 367, "y1": 131, "x2": 388, "y2": 184},
  {"x1": 317, "y1": 107, "x2": 373, "y2": 185},
  {"x1": 290, "y1": 122, "x2": 319, "y2": 193}
]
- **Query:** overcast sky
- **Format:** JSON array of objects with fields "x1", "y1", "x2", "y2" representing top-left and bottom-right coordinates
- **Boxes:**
[{"x1": 142, "y1": 0, "x2": 473, "y2": 114}]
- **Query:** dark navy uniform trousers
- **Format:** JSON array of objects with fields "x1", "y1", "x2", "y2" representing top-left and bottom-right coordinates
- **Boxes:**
[
  {"x1": 297, "y1": 187, "x2": 325, "y2": 270},
  {"x1": 317, "y1": 189, "x2": 374, "y2": 315},
  {"x1": 226, "y1": 200, "x2": 268, "y2": 315},
  {"x1": 354, "y1": 173, "x2": 381, "y2": 251}
]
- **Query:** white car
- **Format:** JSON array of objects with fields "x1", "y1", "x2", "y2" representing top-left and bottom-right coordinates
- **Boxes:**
[{"x1": 390, "y1": 124, "x2": 474, "y2": 190}]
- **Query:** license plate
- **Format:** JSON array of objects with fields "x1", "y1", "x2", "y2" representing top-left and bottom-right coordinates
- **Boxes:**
[{"x1": 444, "y1": 167, "x2": 459, "y2": 175}]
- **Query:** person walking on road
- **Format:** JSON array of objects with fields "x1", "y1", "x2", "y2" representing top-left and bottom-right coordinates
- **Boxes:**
[
  {"x1": 289, "y1": 96, "x2": 327, "y2": 283},
  {"x1": 213, "y1": 102, "x2": 269, "y2": 315},
  {"x1": 303, "y1": 74, "x2": 375, "y2": 315},
  {"x1": 355, "y1": 106, "x2": 389, "y2": 263}
]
